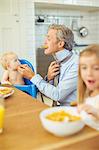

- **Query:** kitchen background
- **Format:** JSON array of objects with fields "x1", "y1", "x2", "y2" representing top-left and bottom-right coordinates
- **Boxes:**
[
  {"x1": 0, "y1": 0, "x2": 99, "y2": 78},
  {"x1": 35, "y1": 1, "x2": 99, "y2": 77}
]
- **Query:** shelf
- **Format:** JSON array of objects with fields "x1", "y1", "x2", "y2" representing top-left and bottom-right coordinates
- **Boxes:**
[
  {"x1": 35, "y1": 14, "x2": 83, "y2": 26},
  {"x1": 35, "y1": 22, "x2": 51, "y2": 25},
  {"x1": 35, "y1": 2, "x2": 99, "y2": 12}
]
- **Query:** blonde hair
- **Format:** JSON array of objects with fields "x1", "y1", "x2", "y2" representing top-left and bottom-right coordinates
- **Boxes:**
[
  {"x1": 77, "y1": 44, "x2": 99, "y2": 104},
  {"x1": 48, "y1": 24, "x2": 74, "y2": 51},
  {"x1": 1, "y1": 52, "x2": 17, "y2": 70}
]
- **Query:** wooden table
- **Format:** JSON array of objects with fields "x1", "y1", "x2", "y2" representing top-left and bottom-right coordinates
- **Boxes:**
[{"x1": 0, "y1": 88, "x2": 99, "y2": 150}]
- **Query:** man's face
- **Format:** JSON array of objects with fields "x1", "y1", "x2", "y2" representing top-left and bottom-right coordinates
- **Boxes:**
[{"x1": 44, "y1": 29, "x2": 63, "y2": 55}]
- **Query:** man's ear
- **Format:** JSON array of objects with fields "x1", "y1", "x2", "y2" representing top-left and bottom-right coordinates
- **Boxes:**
[{"x1": 58, "y1": 41, "x2": 65, "y2": 48}]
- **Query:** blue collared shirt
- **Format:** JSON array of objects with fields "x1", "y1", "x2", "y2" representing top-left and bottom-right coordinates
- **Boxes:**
[{"x1": 31, "y1": 49, "x2": 79, "y2": 106}]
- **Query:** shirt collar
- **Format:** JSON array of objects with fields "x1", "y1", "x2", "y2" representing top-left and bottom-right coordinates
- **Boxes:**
[{"x1": 53, "y1": 49, "x2": 72, "y2": 62}]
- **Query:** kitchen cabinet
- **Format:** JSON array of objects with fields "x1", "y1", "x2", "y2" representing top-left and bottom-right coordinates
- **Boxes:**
[
  {"x1": 34, "y1": 0, "x2": 99, "y2": 7},
  {"x1": 34, "y1": 0, "x2": 99, "y2": 11},
  {"x1": 73, "y1": 0, "x2": 99, "y2": 7},
  {"x1": 34, "y1": 0, "x2": 70, "y2": 4}
]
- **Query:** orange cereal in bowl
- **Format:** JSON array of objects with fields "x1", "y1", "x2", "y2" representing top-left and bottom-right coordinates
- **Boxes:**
[{"x1": 40, "y1": 106, "x2": 85, "y2": 137}]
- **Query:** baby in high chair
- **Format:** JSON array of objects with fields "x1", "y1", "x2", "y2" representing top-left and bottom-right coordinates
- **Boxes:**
[
  {"x1": 77, "y1": 44, "x2": 99, "y2": 130},
  {"x1": 1, "y1": 52, "x2": 25, "y2": 85}
]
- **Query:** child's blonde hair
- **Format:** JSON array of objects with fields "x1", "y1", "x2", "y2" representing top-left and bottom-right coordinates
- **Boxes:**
[
  {"x1": 1, "y1": 51, "x2": 17, "y2": 70},
  {"x1": 77, "y1": 44, "x2": 99, "y2": 104}
]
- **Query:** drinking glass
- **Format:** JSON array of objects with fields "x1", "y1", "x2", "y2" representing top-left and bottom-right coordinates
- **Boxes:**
[{"x1": 0, "y1": 97, "x2": 5, "y2": 134}]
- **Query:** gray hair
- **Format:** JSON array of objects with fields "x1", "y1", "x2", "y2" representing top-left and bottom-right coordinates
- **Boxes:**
[{"x1": 48, "y1": 24, "x2": 74, "y2": 51}]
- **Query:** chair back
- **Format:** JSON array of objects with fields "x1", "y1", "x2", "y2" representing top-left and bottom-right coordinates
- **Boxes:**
[
  {"x1": 19, "y1": 59, "x2": 34, "y2": 85},
  {"x1": 15, "y1": 59, "x2": 37, "y2": 98}
]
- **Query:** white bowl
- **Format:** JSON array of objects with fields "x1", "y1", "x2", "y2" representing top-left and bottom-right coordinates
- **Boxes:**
[{"x1": 40, "y1": 106, "x2": 85, "y2": 137}]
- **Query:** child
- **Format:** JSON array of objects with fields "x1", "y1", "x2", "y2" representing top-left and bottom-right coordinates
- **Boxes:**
[
  {"x1": 1, "y1": 52, "x2": 25, "y2": 85},
  {"x1": 77, "y1": 44, "x2": 99, "y2": 129}
]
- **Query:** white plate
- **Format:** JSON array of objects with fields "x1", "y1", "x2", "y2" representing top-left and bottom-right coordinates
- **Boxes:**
[
  {"x1": 0, "y1": 87, "x2": 14, "y2": 98},
  {"x1": 80, "y1": 111, "x2": 99, "y2": 130}
]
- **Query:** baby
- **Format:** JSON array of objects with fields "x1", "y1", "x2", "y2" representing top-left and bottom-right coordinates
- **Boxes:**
[{"x1": 1, "y1": 52, "x2": 25, "y2": 85}]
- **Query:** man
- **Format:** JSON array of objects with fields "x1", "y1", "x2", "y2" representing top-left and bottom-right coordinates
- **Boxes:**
[{"x1": 18, "y1": 24, "x2": 78, "y2": 106}]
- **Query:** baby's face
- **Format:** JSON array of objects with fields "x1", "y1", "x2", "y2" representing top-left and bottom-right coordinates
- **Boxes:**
[{"x1": 9, "y1": 56, "x2": 20, "y2": 70}]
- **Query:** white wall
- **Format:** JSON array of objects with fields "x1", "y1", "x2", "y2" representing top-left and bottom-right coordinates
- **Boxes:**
[
  {"x1": 18, "y1": 0, "x2": 36, "y2": 70},
  {"x1": 0, "y1": 0, "x2": 36, "y2": 79}
]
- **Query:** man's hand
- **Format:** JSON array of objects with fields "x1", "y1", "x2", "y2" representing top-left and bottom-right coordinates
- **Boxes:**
[
  {"x1": 18, "y1": 64, "x2": 35, "y2": 80},
  {"x1": 47, "y1": 61, "x2": 60, "y2": 81}
]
